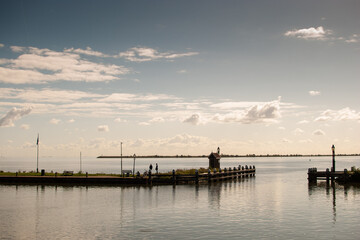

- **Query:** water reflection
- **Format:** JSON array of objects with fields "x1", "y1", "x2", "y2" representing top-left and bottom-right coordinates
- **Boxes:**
[{"x1": 308, "y1": 181, "x2": 360, "y2": 224}]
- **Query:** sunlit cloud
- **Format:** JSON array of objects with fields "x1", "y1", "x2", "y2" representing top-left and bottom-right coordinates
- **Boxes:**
[
  {"x1": 0, "y1": 107, "x2": 32, "y2": 127},
  {"x1": 0, "y1": 46, "x2": 130, "y2": 84},
  {"x1": 293, "y1": 128, "x2": 304, "y2": 135},
  {"x1": 315, "y1": 107, "x2": 360, "y2": 122},
  {"x1": 212, "y1": 98, "x2": 281, "y2": 124},
  {"x1": 0, "y1": 43, "x2": 4, "y2": 48},
  {"x1": 284, "y1": 26, "x2": 332, "y2": 40}
]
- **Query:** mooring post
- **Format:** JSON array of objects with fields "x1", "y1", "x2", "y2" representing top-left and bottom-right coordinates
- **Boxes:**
[
  {"x1": 195, "y1": 169, "x2": 199, "y2": 184},
  {"x1": 149, "y1": 170, "x2": 152, "y2": 184},
  {"x1": 172, "y1": 169, "x2": 176, "y2": 184},
  {"x1": 326, "y1": 168, "x2": 330, "y2": 183}
]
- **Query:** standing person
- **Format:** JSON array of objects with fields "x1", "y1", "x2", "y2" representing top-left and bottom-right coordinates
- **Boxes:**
[
  {"x1": 155, "y1": 163, "x2": 158, "y2": 174},
  {"x1": 149, "y1": 164, "x2": 153, "y2": 172}
]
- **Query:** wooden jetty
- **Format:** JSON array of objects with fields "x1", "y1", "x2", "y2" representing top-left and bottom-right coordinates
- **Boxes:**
[
  {"x1": 308, "y1": 168, "x2": 350, "y2": 183},
  {"x1": 0, "y1": 165, "x2": 255, "y2": 186}
]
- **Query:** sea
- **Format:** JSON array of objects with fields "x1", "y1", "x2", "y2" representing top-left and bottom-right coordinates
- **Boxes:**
[{"x1": 1, "y1": 156, "x2": 360, "y2": 239}]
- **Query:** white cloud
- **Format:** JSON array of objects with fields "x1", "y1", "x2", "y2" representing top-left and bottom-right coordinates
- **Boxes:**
[
  {"x1": 97, "y1": 125, "x2": 109, "y2": 132},
  {"x1": 315, "y1": 107, "x2": 360, "y2": 122},
  {"x1": 0, "y1": 46, "x2": 130, "y2": 84},
  {"x1": 0, "y1": 43, "x2": 4, "y2": 48},
  {"x1": 50, "y1": 118, "x2": 61, "y2": 125},
  {"x1": 118, "y1": 47, "x2": 199, "y2": 62},
  {"x1": 313, "y1": 129, "x2": 326, "y2": 136},
  {"x1": 0, "y1": 107, "x2": 32, "y2": 127},
  {"x1": 284, "y1": 26, "x2": 331, "y2": 40},
  {"x1": 68, "y1": 119, "x2": 75, "y2": 123},
  {"x1": 309, "y1": 90, "x2": 321, "y2": 96},
  {"x1": 20, "y1": 124, "x2": 30, "y2": 130},
  {"x1": 213, "y1": 98, "x2": 281, "y2": 124},
  {"x1": 149, "y1": 117, "x2": 165, "y2": 123}
]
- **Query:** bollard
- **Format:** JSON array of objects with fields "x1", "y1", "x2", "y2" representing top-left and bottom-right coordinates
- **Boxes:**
[
  {"x1": 242, "y1": 166, "x2": 244, "y2": 170},
  {"x1": 41, "y1": 169, "x2": 45, "y2": 176}
]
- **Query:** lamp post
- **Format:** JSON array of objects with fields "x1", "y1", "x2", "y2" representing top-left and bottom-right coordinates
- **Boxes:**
[
  {"x1": 133, "y1": 154, "x2": 136, "y2": 177},
  {"x1": 120, "y1": 142, "x2": 123, "y2": 176},
  {"x1": 331, "y1": 145, "x2": 335, "y2": 172}
]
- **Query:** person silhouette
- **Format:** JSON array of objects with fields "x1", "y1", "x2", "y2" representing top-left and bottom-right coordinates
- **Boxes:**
[
  {"x1": 155, "y1": 163, "x2": 158, "y2": 174},
  {"x1": 149, "y1": 164, "x2": 153, "y2": 172}
]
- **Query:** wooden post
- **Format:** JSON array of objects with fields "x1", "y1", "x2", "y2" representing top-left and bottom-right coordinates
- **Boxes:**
[{"x1": 208, "y1": 169, "x2": 211, "y2": 182}]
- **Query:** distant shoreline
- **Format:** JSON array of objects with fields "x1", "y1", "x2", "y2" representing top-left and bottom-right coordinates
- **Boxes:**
[{"x1": 97, "y1": 154, "x2": 360, "y2": 159}]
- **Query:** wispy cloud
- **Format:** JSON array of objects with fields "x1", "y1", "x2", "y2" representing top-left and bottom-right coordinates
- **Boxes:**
[
  {"x1": 64, "y1": 46, "x2": 110, "y2": 57},
  {"x1": 284, "y1": 26, "x2": 332, "y2": 40},
  {"x1": 0, "y1": 107, "x2": 32, "y2": 127},
  {"x1": 118, "y1": 47, "x2": 199, "y2": 62},
  {"x1": 0, "y1": 43, "x2": 4, "y2": 48}
]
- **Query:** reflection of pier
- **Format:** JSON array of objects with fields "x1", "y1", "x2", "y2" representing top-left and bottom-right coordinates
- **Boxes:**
[{"x1": 0, "y1": 165, "x2": 255, "y2": 186}]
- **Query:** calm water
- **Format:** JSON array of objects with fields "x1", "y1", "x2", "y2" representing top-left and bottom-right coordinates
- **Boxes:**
[{"x1": 1, "y1": 156, "x2": 360, "y2": 239}]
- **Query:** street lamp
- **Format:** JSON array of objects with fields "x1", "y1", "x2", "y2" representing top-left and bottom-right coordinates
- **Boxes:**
[
  {"x1": 133, "y1": 154, "x2": 136, "y2": 177},
  {"x1": 331, "y1": 145, "x2": 335, "y2": 172}
]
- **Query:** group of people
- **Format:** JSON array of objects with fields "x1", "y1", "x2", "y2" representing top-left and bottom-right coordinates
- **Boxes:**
[{"x1": 149, "y1": 163, "x2": 158, "y2": 174}]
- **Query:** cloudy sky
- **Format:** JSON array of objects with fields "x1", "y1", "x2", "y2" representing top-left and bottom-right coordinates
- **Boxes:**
[{"x1": 0, "y1": 0, "x2": 359, "y2": 158}]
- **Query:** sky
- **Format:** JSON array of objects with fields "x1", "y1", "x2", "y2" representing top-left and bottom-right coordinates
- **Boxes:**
[{"x1": 0, "y1": 0, "x2": 359, "y2": 158}]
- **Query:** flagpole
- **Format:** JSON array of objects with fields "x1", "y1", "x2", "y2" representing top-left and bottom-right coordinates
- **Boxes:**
[{"x1": 36, "y1": 134, "x2": 39, "y2": 173}]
